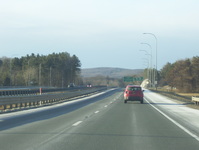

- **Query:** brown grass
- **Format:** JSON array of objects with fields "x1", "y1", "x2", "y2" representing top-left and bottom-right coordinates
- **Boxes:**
[
  {"x1": 150, "y1": 88, "x2": 199, "y2": 110},
  {"x1": 177, "y1": 93, "x2": 199, "y2": 97}
]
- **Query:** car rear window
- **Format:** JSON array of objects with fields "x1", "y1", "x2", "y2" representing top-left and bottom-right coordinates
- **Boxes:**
[{"x1": 127, "y1": 87, "x2": 141, "y2": 91}]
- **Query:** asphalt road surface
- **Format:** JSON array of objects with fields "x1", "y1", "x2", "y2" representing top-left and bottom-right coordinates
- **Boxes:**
[{"x1": 0, "y1": 88, "x2": 199, "y2": 150}]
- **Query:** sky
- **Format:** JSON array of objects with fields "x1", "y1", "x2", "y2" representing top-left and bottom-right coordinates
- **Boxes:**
[{"x1": 0, "y1": 0, "x2": 199, "y2": 70}]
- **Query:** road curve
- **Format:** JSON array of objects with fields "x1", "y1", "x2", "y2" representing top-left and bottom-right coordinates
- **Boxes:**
[{"x1": 0, "y1": 89, "x2": 199, "y2": 150}]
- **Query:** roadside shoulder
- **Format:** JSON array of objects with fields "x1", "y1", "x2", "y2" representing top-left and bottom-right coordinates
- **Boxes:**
[{"x1": 148, "y1": 89, "x2": 199, "y2": 110}]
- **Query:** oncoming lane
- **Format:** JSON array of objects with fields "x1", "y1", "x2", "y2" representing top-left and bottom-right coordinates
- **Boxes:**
[{"x1": 0, "y1": 88, "x2": 121, "y2": 150}]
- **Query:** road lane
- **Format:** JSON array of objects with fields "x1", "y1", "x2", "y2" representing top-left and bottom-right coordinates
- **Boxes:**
[
  {"x1": 0, "y1": 89, "x2": 199, "y2": 150},
  {"x1": 144, "y1": 89, "x2": 199, "y2": 139},
  {"x1": 37, "y1": 91, "x2": 199, "y2": 150},
  {"x1": 0, "y1": 89, "x2": 121, "y2": 150},
  {"x1": 0, "y1": 88, "x2": 118, "y2": 130}
]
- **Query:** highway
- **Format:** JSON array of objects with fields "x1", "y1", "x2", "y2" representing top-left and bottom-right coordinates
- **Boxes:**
[{"x1": 0, "y1": 88, "x2": 199, "y2": 150}]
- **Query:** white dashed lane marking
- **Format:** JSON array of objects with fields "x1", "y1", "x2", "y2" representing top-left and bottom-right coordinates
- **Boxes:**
[
  {"x1": 72, "y1": 98, "x2": 118, "y2": 127},
  {"x1": 72, "y1": 121, "x2": 82, "y2": 126},
  {"x1": 95, "y1": 111, "x2": 99, "y2": 114}
]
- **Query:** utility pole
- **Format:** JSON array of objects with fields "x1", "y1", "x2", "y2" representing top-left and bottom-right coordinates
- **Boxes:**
[
  {"x1": 50, "y1": 66, "x2": 52, "y2": 87},
  {"x1": 39, "y1": 64, "x2": 41, "y2": 86}
]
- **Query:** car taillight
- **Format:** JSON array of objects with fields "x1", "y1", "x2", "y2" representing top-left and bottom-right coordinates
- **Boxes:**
[{"x1": 125, "y1": 91, "x2": 130, "y2": 94}]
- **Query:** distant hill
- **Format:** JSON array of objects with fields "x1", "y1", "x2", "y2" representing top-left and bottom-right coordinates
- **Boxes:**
[{"x1": 81, "y1": 67, "x2": 144, "y2": 78}]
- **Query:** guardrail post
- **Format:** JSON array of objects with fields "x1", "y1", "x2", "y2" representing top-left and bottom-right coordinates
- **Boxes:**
[
  {"x1": 192, "y1": 96, "x2": 199, "y2": 105},
  {"x1": 40, "y1": 88, "x2": 42, "y2": 95},
  {"x1": 17, "y1": 103, "x2": 20, "y2": 108}
]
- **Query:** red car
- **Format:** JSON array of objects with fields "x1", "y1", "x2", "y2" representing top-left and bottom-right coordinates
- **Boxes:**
[{"x1": 124, "y1": 85, "x2": 144, "y2": 104}]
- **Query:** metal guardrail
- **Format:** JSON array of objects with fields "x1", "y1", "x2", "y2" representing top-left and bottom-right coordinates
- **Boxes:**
[
  {"x1": 0, "y1": 86, "x2": 93, "y2": 96},
  {"x1": 0, "y1": 86, "x2": 107, "y2": 112},
  {"x1": 0, "y1": 88, "x2": 39, "y2": 96},
  {"x1": 192, "y1": 96, "x2": 199, "y2": 105}
]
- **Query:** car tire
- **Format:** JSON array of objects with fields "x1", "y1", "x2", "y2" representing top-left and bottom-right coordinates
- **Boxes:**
[
  {"x1": 124, "y1": 100, "x2": 127, "y2": 103},
  {"x1": 140, "y1": 99, "x2": 144, "y2": 104}
]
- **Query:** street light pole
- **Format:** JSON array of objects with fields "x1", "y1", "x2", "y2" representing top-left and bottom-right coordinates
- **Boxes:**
[
  {"x1": 140, "y1": 43, "x2": 153, "y2": 87},
  {"x1": 140, "y1": 50, "x2": 153, "y2": 87},
  {"x1": 140, "y1": 42, "x2": 153, "y2": 71},
  {"x1": 139, "y1": 50, "x2": 149, "y2": 85},
  {"x1": 141, "y1": 42, "x2": 152, "y2": 50},
  {"x1": 142, "y1": 57, "x2": 149, "y2": 83},
  {"x1": 143, "y1": 33, "x2": 158, "y2": 88}
]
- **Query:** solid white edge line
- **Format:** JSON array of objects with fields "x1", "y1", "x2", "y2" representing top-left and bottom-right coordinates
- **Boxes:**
[
  {"x1": 72, "y1": 121, "x2": 82, "y2": 126},
  {"x1": 145, "y1": 98, "x2": 199, "y2": 142}
]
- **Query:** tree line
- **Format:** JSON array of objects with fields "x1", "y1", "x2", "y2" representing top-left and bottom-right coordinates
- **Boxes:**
[
  {"x1": 0, "y1": 52, "x2": 81, "y2": 87},
  {"x1": 158, "y1": 56, "x2": 199, "y2": 92}
]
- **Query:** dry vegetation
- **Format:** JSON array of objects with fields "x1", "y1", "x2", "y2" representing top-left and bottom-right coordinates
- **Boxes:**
[
  {"x1": 158, "y1": 56, "x2": 199, "y2": 93},
  {"x1": 150, "y1": 88, "x2": 199, "y2": 110}
]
